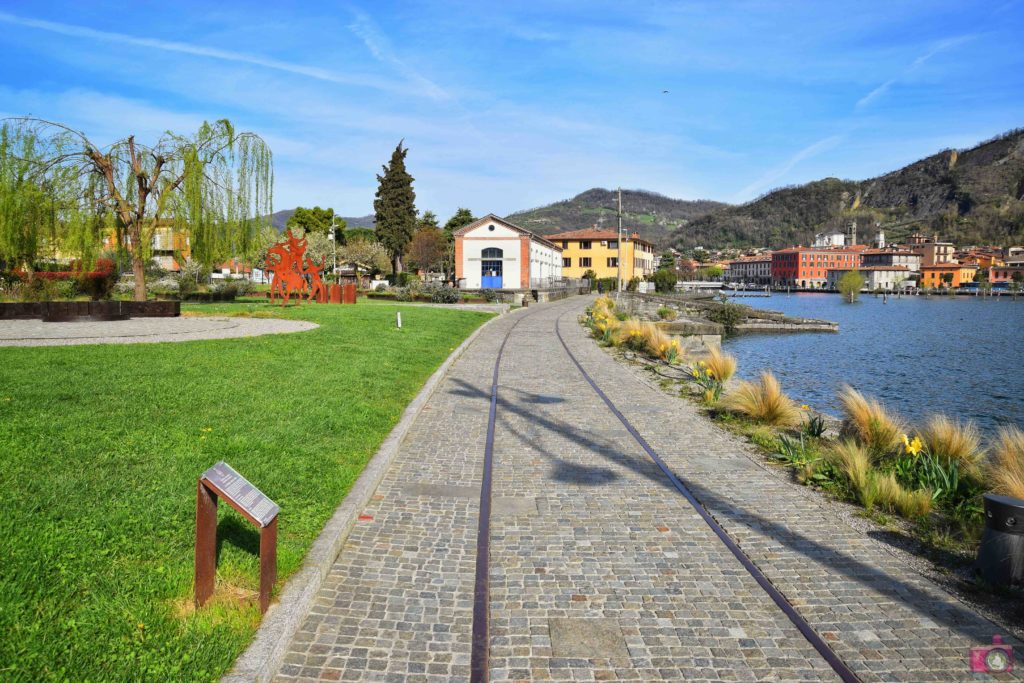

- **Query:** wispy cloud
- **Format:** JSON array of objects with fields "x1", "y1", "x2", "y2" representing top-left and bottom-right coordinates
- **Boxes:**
[
  {"x1": 734, "y1": 135, "x2": 845, "y2": 201},
  {"x1": 856, "y1": 35, "x2": 974, "y2": 109},
  {"x1": 347, "y1": 9, "x2": 450, "y2": 101},
  {"x1": 0, "y1": 10, "x2": 413, "y2": 95}
]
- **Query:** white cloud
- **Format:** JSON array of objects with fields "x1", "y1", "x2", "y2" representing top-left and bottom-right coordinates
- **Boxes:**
[
  {"x1": 347, "y1": 9, "x2": 450, "y2": 101},
  {"x1": 734, "y1": 135, "x2": 845, "y2": 201},
  {"x1": 856, "y1": 35, "x2": 974, "y2": 109},
  {"x1": 0, "y1": 10, "x2": 418, "y2": 96}
]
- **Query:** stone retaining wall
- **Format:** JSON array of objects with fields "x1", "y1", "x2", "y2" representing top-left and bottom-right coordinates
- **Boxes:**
[{"x1": 0, "y1": 300, "x2": 180, "y2": 320}]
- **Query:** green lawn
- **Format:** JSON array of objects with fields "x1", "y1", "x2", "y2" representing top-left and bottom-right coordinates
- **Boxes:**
[{"x1": 0, "y1": 302, "x2": 491, "y2": 681}]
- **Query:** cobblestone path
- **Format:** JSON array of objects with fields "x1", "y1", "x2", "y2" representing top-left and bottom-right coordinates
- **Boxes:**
[{"x1": 274, "y1": 296, "x2": 1020, "y2": 682}]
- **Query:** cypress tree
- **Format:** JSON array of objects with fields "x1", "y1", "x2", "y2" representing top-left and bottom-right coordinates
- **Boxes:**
[{"x1": 374, "y1": 141, "x2": 417, "y2": 275}]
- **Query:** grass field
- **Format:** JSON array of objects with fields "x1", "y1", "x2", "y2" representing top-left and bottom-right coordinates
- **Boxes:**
[{"x1": 0, "y1": 301, "x2": 492, "y2": 681}]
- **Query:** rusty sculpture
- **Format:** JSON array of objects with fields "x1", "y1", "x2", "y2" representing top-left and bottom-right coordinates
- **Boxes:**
[
  {"x1": 305, "y1": 255, "x2": 327, "y2": 303},
  {"x1": 266, "y1": 229, "x2": 311, "y2": 306}
]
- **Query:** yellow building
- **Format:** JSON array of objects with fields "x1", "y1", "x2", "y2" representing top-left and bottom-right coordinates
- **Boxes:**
[{"x1": 547, "y1": 228, "x2": 656, "y2": 281}]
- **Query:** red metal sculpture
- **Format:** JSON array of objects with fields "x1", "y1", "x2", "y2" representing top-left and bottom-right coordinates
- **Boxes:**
[
  {"x1": 305, "y1": 255, "x2": 327, "y2": 303},
  {"x1": 266, "y1": 229, "x2": 311, "y2": 306}
]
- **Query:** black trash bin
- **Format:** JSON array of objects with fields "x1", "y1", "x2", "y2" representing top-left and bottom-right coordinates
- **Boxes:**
[{"x1": 976, "y1": 493, "x2": 1024, "y2": 588}]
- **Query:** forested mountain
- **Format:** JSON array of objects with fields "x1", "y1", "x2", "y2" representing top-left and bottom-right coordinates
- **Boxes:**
[
  {"x1": 505, "y1": 189, "x2": 729, "y2": 244},
  {"x1": 668, "y1": 128, "x2": 1024, "y2": 249},
  {"x1": 269, "y1": 209, "x2": 375, "y2": 231}
]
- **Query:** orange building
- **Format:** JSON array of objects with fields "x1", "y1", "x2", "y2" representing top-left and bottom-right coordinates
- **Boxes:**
[
  {"x1": 919, "y1": 263, "x2": 978, "y2": 288},
  {"x1": 771, "y1": 247, "x2": 863, "y2": 288}
]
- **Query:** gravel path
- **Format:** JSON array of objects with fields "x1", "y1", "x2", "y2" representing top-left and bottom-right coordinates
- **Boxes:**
[{"x1": 0, "y1": 316, "x2": 318, "y2": 346}]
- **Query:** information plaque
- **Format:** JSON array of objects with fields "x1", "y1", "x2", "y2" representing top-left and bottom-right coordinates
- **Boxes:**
[{"x1": 194, "y1": 461, "x2": 279, "y2": 613}]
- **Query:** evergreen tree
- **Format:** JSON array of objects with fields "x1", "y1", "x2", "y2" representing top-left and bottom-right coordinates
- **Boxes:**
[
  {"x1": 441, "y1": 208, "x2": 476, "y2": 281},
  {"x1": 374, "y1": 142, "x2": 417, "y2": 275},
  {"x1": 443, "y1": 208, "x2": 476, "y2": 236},
  {"x1": 418, "y1": 210, "x2": 439, "y2": 231},
  {"x1": 287, "y1": 206, "x2": 346, "y2": 244}
]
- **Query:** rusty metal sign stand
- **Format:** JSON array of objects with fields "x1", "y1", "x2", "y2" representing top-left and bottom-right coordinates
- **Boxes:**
[{"x1": 195, "y1": 461, "x2": 280, "y2": 614}]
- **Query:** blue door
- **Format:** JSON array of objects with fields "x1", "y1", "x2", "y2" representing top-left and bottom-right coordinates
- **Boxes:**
[{"x1": 481, "y1": 248, "x2": 503, "y2": 288}]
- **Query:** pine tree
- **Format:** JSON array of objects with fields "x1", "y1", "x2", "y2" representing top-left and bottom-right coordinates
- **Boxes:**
[{"x1": 374, "y1": 142, "x2": 417, "y2": 275}]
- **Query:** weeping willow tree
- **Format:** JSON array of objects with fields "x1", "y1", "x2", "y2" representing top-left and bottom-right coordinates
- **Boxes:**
[{"x1": 0, "y1": 117, "x2": 273, "y2": 299}]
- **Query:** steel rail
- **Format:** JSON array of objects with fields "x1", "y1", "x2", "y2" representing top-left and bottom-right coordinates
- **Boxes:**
[{"x1": 554, "y1": 312, "x2": 860, "y2": 683}]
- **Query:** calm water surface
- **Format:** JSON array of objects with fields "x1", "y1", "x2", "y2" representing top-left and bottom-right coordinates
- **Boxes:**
[{"x1": 724, "y1": 293, "x2": 1024, "y2": 435}]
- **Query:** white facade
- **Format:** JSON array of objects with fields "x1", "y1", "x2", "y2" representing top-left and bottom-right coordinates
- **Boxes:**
[
  {"x1": 725, "y1": 256, "x2": 772, "y2": 284},
  {"x1": 455, "y1": 215, "x2": 562, "y2": 290},
  {"x1": 813, "y1": 232, "x2": 846, "y2": 248}
]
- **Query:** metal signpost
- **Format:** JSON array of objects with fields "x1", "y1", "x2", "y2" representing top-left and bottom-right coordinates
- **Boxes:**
[{"x1": 195, "y1": 461, "x2": 280, "y2": 613}]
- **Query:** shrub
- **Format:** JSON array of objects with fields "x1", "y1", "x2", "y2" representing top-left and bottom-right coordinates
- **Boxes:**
[
  {"x1": 148, "y1": 276, "x2": 180, "y2": 297},
  {"x1": 987, "y1": 426, "x2": 1024, "y2": 499},
  {"x1": 838, "y1": 385, "x2": 905, "y2": 458},
  {"x1": 430, "y1": 286, "x2": 460, "y2": 303},
  {"x1": 392, "y1": 271, "x2": 418, "y2": 287},
  {"x1": 113, "y1": 275, "x2": 136, "y2": 297},
  {"x1": 919, "y1": 414, "x2": 984, "y2": 480},
  {"x1": 481, "y1": 289, "x2": 499, "y2": 302},
  {"x1": 651, "y1": 268, "x2": 677, "y2": 293},
  {"x1": 657, "y1": 306, "x2": 678, "y2": 321},
  {"x1": 626, "y1": 276, "x2": 640, "y2": 292},
  {"x1": 706, "y1": 302, "x2": 744, "y2": 336},
  {"x1": 720, "y1": 371, "x2": 800, "y2": 427},
  {"x1": 393, "y1": 286, "x2": 413, "y2": 302},
  {"x1": 375, "y1": 283, "x2": 388, "y2": 292}
]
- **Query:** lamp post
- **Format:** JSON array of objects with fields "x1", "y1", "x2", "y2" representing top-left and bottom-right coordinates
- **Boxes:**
[
  {"x1": 328, "y1": 217, "x2": 338, "y2": 277},
  {"x1": 616, "y1": 187, "x2": 623, "y2": 293}
]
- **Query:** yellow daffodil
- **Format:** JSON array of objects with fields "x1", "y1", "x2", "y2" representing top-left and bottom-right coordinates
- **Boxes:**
[
  {"x1": 801, "y1": 404, "x2": 810, "y2": 411},
  {"x1": 907, "y1": 436, "x2": 923, "y2": 456}
]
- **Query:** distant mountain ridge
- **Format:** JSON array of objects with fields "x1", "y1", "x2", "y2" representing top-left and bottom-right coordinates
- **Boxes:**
[
  {"x1": 269, "y1": 209, "x2": 375, "y2": 231},
  {"x1": 668, "y1": 128, "x2": 1024, "y2": 249},
  {"x1": 505, "y1": 189, "x2": 728, "y2": 245}
]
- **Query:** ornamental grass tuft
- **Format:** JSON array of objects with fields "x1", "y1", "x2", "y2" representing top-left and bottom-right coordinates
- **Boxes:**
[
  {"x1": 919, "y1": 414, "x2": 984, "y2": 481},
  {"x1": 838, "y1": 385, "x2": 905, "y2": 458},
  {"x1": 720, "y1": 371, "x2": 800, "y2": 427},
  {"x1": 987, "y1": 425, "x2": 1024, "y2": 500},
  {"x1": 829, "y1": 439, "x2": 874, "y2": 506},
  {"x1": 703, "y1": 346, "x2": 736, "y2": 383}
]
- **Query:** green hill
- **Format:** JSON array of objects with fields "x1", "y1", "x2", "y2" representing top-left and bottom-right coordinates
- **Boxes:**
[
  {"x1": 505, "y1": 188, "x2": 729, "y2": 245},
  {"x1": 668, "y1": 128, "x2": 1024, "y2": 249}
]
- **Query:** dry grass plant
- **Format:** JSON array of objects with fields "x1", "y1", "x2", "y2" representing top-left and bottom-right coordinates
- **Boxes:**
[
  {"x1": 703, "y1": 346, "x2": 737, "y2": 383},
  {"x1": 919, "y1": 414, "x2": 984, "y2": 480},
  {"x1": 986, "y1": 425, "x2": 1024, "y2": 499},
  {"x1": 838, "y1": 385, "x2": 905, "y2": 457},
  {"x1": 720, "y1": 371, "x2": 800, "y2": 427}
]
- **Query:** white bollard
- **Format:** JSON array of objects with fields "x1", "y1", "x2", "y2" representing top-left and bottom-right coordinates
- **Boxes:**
[{"x1": 396, "y1": 311, "x2": 402, "y2": 329}]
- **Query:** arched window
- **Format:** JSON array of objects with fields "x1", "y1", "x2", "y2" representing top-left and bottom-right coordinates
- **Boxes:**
[{"x1": 481, "y1": 247, "x2": 503, "y2": 259}]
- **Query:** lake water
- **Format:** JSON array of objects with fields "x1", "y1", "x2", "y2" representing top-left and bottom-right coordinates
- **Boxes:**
[{"x1": 723, "y1": 292, "x2": 1024, "y2": 435}]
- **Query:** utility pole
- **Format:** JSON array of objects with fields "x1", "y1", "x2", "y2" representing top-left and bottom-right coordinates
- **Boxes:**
[{"x1": 617, "y1": 187, "x2": 623, "y2": 293}]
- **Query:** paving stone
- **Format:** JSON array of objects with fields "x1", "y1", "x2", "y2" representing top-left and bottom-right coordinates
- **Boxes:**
[{"x1": 271, "y1": 296, "x2": 1022, "y2": 682}]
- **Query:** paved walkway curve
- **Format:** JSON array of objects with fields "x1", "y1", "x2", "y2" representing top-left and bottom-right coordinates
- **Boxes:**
[{"x1": 273, "y1": 295, "x2": 1020, "y2": 682}]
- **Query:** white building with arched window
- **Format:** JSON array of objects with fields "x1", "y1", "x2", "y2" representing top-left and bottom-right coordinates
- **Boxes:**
[{"x1": 454, "y1": 215, "x2": 562, "y2": 289}]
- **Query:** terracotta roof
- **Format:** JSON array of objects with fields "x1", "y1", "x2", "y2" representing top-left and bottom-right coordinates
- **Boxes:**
[
  {"x1": 772, "y1": 246, "x2": 863, "y2": 254},
  {"x1": 547, "y1": 228, "x2": 653, "y2": 246},
  {"x1": 920, "y1": 263, "x2": 975, "y2": 270}
]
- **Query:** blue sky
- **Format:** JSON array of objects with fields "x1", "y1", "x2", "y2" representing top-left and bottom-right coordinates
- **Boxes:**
[{"x1": 1, "y1": 1, "x2": 1022, "y2": 219}]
